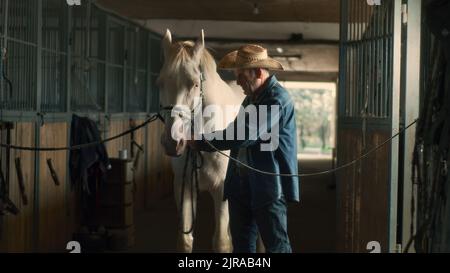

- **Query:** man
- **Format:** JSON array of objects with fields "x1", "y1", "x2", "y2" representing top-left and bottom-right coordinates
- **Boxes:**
[{"x1": 188, "y1": 44, "x2": 299, "y2": 253}]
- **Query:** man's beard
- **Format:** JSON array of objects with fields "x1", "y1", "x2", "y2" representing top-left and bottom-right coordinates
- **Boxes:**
[{"x1": 240, "y1": 78, "x2": 256, "y2": 96}]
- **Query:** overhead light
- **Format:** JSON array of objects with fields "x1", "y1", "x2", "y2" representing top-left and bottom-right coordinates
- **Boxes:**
[
  {"x1": 253, "y1": 3, "x2": 259, "y2": 15},
  {"x1": 276, "y1": 47, "x2": 284, "y2": 54}
]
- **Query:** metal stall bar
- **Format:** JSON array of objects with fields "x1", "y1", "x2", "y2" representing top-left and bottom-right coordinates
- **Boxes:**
[
  {"x1": 337, "y1": 0, "x2": 347, "y2": 252},
  {"x1": 106, "y1": 18, "x2": 125, "y2": 113},
  {"x1": 70, "y1": 2, "x2": 105, "y2": 113},
  {"x1": 127, "y1": 28, "x2": 148, "y2": 113},
  {"x1": 388, "y1": 0, "x2": 402, "y2": 253},
  {"x1": 33, "y1": 0, "x2": 42, "y2": 252},
  {"x1": 149, "y1": 36, "x2": 162, "y2": 113},
  {"x1": 41, "y1": 0, "x2": 68, "y2": 113},
  {"x1": 0, "y1": 0, "x2": 7, "y2": 103},
  {"x1": 122, "y1": 23, "x2": 128, "y2": 114},
  {"x1": 401, "y1": 0, "x2": 421, "y2": 253}
]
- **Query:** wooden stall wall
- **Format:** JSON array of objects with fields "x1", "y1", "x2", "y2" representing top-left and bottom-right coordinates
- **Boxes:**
[
  {"x1": 107, "y1": 119, "x2": 173, "y2": 210},
  {"x1": 337, "y1": 128, "x2": 390, "y2": 252},
  {"x1": 38, "y1": 122, "x2": 74, "y2": 252},
  {"x1": 0, "y1": 118, "x2": 173, "y2": 252},
  {"x1": 107, "y1": 120, "x2": 131, "y2": 160},
  {"x1": 131, "y1": 119, "x2": 146, "y2": 211},
  {"x1": 336, "y1": 128, "x2": 361, "y2": 252},
  {"x1": 146, "y1": 120, "x2": 173, "y2": 208},
  {"x1": 0, "y1": 122, "x2": 35, "y2": 252}
]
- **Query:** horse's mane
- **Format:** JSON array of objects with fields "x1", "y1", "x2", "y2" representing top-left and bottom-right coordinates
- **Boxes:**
[{"x1": 158, "y1": 41, "x2": 217, "y2": 87}]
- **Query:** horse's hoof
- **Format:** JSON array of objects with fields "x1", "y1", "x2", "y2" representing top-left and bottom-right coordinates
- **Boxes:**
[
  {"x1": 213, "y1": 240, "x2": 233, "y2": 253},
  {"x1": 177, "y1": 236, "x2": 194, "y2": 253}
]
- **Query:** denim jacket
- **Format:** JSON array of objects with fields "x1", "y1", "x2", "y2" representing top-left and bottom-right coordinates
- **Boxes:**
[{"x1": 197, "y1": 75, "x2": 300, "y2": 209}]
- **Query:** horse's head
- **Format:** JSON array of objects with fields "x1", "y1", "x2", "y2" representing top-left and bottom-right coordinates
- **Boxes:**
[{"x1": 158, "y1": 29, "x2": 213, "y2": 157}]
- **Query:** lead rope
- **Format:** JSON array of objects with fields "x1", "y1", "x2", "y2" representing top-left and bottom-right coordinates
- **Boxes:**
[
  {"x1": 178, "y1": 70, "x2": 205, "y2": 235},
  {"x1": 178, "y1": 148, "x2": 203, "y2": 235},
  {"x1": 203, "y1": 118, "x2": 418, "y2": 178}
]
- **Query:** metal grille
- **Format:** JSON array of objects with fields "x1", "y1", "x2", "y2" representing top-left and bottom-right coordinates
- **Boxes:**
[
  {"x1": 419, "y1": 20, "x2": 434, "y2": 115},
  {"x1": 340, "y1": 0, "x2": 394, "y2": 118},
  {"x1": 42, "y1": 51, "x2": 66, "y2": 112},
  {"x1": 138, "y1": 30, "x2": 147, "y2": 70},
  {"x1": 42, "y1": 0, "x2": 67, "y2": 51},
  {"x1": 149, "y1": 37, "x2": 162, "y2": 112},
  {"x1": 106, "y1": 66, "x2": 123, "y2": 112},
  {"x1": 126, "y1": 69, "x2": 147, "y2": 112},
  {"x1": 107, "y1": 20, "x2": 124, "y2": 65},
  {"x1": 127, "y1": 28, "x2": 147, "y2": 112},
  {"x1": 3, "y1": 0, "x2": 38, "y2": 111},
  {"x1": 0, "y1": 0, "x2": 5, "y2": 38},
  {"x1": 106, "y1": 19, "x2": 125, "y2": 113},
  {"x1": 150, "y1": 37, "x2": 162, "y2": 74},
  {"x1": 70, "y1": 3, "x2": 104, "y2": 112},
  {"x1": 87, "y1": 6, "x2": 105, "y2": 111},
  {"x1": 41, "y1": 0, "x2": 67, "y2": 112},
  {"x1": 1, "y1": 0, "x2": 160, "y2": 115},
  {"x1": 7, "y1": 0, "x2": 38, "y2": 44},
  {"x1": 126, "y1": 27, "x2": 136, "y2": 68},
  {"x1": 89, "y1": 6, "x2": 104, "y2": 60},
  {"x1": 5, "y1": 40, "x2": 37, "y2": 110},
  {"x1": 0, "y1": 0, "x2": 5, "y2": 103},
  {"x1": 150, "y1": 74, "x2": 160, "y2": 112}
]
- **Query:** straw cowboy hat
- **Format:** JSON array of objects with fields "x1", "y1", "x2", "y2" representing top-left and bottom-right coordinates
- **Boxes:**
[{"x1": 218, "y1": 44, "x2": 284, "y2": 71}]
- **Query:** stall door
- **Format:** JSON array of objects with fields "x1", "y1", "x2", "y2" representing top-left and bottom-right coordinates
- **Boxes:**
[{"x1": 337, "y1": 0, "x2": 402, "y2": 253}]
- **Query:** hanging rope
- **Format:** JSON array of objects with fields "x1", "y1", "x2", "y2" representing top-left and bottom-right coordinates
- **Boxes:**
[
  {"x1": 0, "y1": 114, "x2": 160, "y2": 151},
  {"x1": 178, "y1": 147, "x2": 203, "y2": 234},
  {"x1": 203, "y1": 118, "x2": 419, "y2": 178}
]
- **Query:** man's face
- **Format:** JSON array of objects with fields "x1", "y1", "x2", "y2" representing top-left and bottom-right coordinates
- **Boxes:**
[{"x1": 234, "y1": 68, "x2": 258, "y2": 96}]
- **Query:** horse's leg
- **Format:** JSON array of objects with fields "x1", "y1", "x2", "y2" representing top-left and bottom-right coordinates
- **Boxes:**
[
  {"x1": 211, "y1": 186, "x2": 232, "y2": 253},
  {"x1": 173, "y1": 174, "x2": 197, "y2": 253},
  {"x1": 256, "y1": 234, "x2": 266, "y2": 253}
]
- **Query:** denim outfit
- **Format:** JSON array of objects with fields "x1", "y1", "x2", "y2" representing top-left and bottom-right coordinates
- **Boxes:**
[{"x1": 196, "y1": 75, "x2": 300, "y2": 253}]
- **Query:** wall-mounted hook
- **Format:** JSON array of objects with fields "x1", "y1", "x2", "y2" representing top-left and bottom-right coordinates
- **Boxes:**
[
  {"x1": 14, "y1": 158, "x2": 28, "y2": 206},
  {"x1": 46, "y1": 158, "x2": 60, "y2": 186},
  {"x1": 132, "y1": 140, "x2": 144, "y2": 152},
  {"x1": 132, "y1": 147, "x2": 142, "y2": 172},
  {"x1": 36, "y1": 112, "x2": 45, "y2": 127}
]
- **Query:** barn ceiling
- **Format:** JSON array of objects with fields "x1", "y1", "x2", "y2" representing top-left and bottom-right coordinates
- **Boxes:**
[
  {"x1": 95, "y1": 0, "x2": 340, "y2": 82},
  {"x1": 95, "y1": 0, "x2": 340, "y2": 23},
  {"x1": 139, "y1": 20, "x2": 340, "y2": 41}
]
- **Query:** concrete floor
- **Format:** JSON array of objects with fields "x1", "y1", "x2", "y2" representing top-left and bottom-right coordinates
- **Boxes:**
[{"x1": 128, "y1": 158, "x2": 336, "y2": 253}]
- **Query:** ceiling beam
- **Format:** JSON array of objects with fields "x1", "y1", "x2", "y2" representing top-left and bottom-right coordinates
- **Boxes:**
[
  {"x1": 207, "y1": 41, "x2": 339, "y2": 72},
  {"x1": 220, "y1": 71, "x2": 339, "y2": 83},
  {"x1": 95, "y1": 0, "x2": 340, "y2": 23},
  {"x1": 275, "y1": 71, "x2": 339, "y2": 82}
]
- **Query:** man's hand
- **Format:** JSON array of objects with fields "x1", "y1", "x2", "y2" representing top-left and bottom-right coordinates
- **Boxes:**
[{"x1": 187, "y1": 132, "x2": 200, "y2": 150}]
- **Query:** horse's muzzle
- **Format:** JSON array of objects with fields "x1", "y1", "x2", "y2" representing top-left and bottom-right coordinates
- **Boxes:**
[{"x1": 161, "y1": 130, "x2": 186, "y2": 157}]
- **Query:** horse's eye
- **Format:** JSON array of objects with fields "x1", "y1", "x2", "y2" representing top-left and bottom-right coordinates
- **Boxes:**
[{"x1": 190, "y1": 83, "x2": 199, "y2": 91}]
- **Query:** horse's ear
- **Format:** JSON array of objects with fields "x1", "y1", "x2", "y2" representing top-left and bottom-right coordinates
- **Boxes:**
[
  {"x1": 192, "y1": 29, "x2": 205, "y2": 63},
  {"x1": 162, "y1": 29, "x2": 172, "y2": 58}
]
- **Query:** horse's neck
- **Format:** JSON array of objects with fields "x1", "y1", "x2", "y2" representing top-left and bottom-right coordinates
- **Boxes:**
[{"x1": 202, "y1": 72, "x2": 244, "y2": 131}]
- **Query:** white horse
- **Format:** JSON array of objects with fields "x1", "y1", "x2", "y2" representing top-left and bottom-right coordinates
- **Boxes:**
[{"x1": 158, "y1": 29, "x2": 244, "y2": 253}]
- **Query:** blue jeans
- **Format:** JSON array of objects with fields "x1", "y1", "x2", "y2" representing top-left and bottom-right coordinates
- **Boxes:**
[{"x1": 228, "y1": 195, "x2": 292, "y2": 253}]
